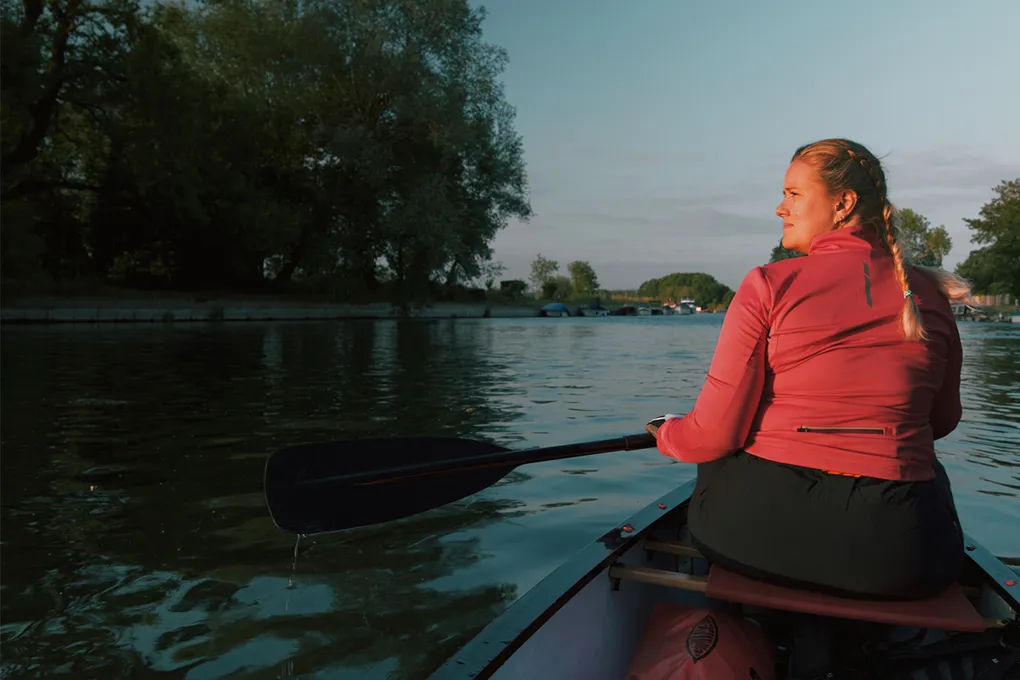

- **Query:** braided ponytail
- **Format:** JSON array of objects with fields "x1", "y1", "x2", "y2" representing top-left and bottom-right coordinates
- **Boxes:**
[
  {"x1": 880, "y1": 198, "x2": 927, "y2": 341},
  {"x1": 792, "y1": 139, "x2": 972, "y2": 342},
  {"x1": 846, "y1": 148, "x2": 926, "y2": 340}
]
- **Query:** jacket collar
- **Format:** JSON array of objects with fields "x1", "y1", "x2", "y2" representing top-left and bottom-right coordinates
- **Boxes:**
[{"x1": 808, "y1": 222, "x2": 884, "y2": 255}]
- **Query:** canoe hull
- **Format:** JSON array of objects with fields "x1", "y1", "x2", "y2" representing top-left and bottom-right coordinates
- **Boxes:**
[
  {"x1": 428, "y1": 480, "x2": 1019, "y2": 680},
  {"x1": 428, "y1": 481, "x2": 699, "y2": 680}
]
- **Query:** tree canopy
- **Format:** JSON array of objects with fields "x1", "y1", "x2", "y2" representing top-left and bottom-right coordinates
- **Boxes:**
[
  {"x1": 636, "y1": 272, "x2": 734, "y2": 307},
  {"x1": 0, "y1": 0, "x2": 532, "y2": 302},
  {"x1": 768, "y1": 238, "x2": 805, "y2": 263},
  {"x1": 528, "y1": 253, "x2": 558, "y2": 294},
  {"x1": 955, "y1": 179, "x2": 1020, "y2": 299},
  {"x1": 896, "y1": 209, "x2": 952, "y2": 267},
  {"x1": 566, "y1": 260, "x2": 599, "y2": 296}
]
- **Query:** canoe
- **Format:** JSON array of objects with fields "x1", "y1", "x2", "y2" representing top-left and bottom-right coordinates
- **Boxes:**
[{"x1": 427, "y1": 480, "x2": 1020, "y2": 680}]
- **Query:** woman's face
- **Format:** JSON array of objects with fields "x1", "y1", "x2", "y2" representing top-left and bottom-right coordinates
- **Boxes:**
[{"x1": 775, "y1": 159, "x2": 839, "y2": 254}]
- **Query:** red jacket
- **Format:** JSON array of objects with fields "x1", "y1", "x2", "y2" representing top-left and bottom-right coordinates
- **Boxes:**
[{"x1": 656, "y1": 224, "x2": 962, "y2": 482}]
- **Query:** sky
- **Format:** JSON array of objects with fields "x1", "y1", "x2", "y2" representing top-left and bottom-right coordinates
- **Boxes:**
[{"x1": 470, "y1": 0, "x2": 1020, "y2": 290}]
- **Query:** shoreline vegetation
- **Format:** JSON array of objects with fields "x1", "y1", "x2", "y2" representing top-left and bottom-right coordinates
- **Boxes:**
[
  {"x1": 2, "y1": 2, "x2": 1015, "y2": 325},
  {"x1": 0, "y1": 282, "x2": 724, "y2": 324},
  {"x1": 0, "y1": 259, "x2": 744, "y2": 323}
]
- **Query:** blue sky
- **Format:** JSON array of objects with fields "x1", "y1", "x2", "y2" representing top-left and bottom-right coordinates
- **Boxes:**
[{"x1": 472, "y1": 0, "x2": 1020, "y2": 290}]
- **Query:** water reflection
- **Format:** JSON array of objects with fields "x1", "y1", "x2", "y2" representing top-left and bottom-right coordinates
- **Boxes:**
[
  {"x1": 1, "y1": 317, "x2": 1017, "y2": 679},
  {"x1": 1, "y1": 321, "x2": 529, "y2": 679},
  {"x1": 938, "y1": 324, "x2": 1020, "y2": 556}
]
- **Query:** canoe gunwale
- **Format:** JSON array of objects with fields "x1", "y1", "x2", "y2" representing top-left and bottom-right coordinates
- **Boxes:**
[
  {"x1": 425, "y1": 479, "x2": 697, "y2": 680},
  {"x1": 962, "y1": 530, "x2": 1020, "y2": 611},
  {"x1": 426, "y1": 478, "x2": 1018, "y2": 680}
]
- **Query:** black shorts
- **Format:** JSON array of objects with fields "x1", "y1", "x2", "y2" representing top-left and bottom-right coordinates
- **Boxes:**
[{"x1": 687, "y1": 451, "x2": 965, "y2": 600}]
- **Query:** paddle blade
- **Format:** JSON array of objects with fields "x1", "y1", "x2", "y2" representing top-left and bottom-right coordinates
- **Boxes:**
[{"x1": 264, "y1": 436, "x2": 513, "y2": 534}]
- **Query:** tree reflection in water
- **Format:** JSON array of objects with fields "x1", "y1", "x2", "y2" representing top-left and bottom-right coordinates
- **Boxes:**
[{"x1": 1, "y1": 320, "x2": 529, "y2": 679}]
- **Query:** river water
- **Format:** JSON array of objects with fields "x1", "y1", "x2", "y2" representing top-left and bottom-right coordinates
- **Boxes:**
[{"x1": 2, "y1": 316, "x2": 1018, "y2": 679}]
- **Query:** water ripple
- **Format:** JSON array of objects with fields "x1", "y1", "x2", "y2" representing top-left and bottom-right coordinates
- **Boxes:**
[{"x1": 1, "y1": 317, "x2": 1016, "y2": 679}]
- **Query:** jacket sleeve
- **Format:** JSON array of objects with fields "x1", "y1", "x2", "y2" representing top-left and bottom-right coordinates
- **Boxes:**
[
  {"x1": 656, "y1": 267, "x2": 771, "y2": 463},
  {"x1": 930, "y1": 317, "x2": 963, "y2": 440}
]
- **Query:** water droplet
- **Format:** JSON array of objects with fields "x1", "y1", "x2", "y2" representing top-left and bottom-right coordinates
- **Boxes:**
[{"x1": 286, "y1": 535, "x2": 302, "y2": 594}]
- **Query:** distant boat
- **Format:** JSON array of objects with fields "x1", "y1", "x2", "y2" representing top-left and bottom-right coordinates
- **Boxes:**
[
  {"x1": 540, "y1": 302, "x2": 571, "y2": 317},
  {"x1": 662, "y1": 298, "x2": 694, "y2": 315},
  {"x1": 577, "y1": 302, "x2": 611, "y2": 317}
]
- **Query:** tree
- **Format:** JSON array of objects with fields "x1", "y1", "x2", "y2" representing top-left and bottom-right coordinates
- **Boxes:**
[
  {"x1": 0, "y1": 0, "x2": 533, "y2": 304},
  {"x1": 541, "y1": 275, "x2": 572, "y2": 301},
  {"x1": 954, "y1": 179, "x2": 1020, "y2": 299},
  {"x1": 768, "y1": 238, "x2": 805, "y2": 263},
  {"x1": 529, "y1": 254, "x2": 558, "y2": 294},
  {"x1": 474, "y1": 260, "x2": 506, "y2": 291},
  {"x1": 636, "y1": 272, "x2": 734, "y2": 307},
  {"x1": 896, "y1": 208, "x2": 952, "y2": 267},
  {"x1": 566, "y1": 260, "x2": 599, "y2": 296}
]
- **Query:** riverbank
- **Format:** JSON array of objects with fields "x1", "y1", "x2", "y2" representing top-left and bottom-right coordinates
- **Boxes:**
[{"x1": 0, "y1": 294, "x2": 539, "y2": 324}]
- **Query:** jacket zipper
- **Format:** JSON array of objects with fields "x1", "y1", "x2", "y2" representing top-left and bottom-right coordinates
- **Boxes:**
[{"x1": 797, "y1": 426, "x2": 886, "y2": 434}]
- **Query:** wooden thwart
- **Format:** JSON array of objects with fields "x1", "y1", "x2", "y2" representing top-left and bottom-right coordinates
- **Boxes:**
[
  {"x1": 644, "y1": 539, "x2": 1020, "y2": 569},
  {"x1": 643, "y1": 539, "x2": 984, "y2": 599},
  {"x1": 610, "y1": 561, "x2": 1001, "y2": 632},
  {"x1": 609, "y1": 564, "x2": 707, "y2": 592},
  {"x1": 643, "y1": 540, "x2": 703, "y2": 559}
]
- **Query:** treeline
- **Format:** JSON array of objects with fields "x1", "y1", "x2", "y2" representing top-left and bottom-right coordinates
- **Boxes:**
[
  {"x1": 1, "y1": 0, "x2": 531, "y2": 303},
  {"x1": 525, "y1": 254, "x2": 736, "y2": 309},
  {"x1": 956, "y1": 180, "x2": 1019, "y2": 301},
  {"x1": 527, "y1": 254, "x2": 601, "y2": 301},
  {"x1": 767, "y1": 181, "x2": 1019, "y2": 300},
  {"x1": 631, "y1": 272, "x2": 734, "y2": 310}
]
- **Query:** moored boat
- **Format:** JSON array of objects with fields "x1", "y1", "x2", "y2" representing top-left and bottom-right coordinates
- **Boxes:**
[
  {"x1": 539, "y1": 302, "x2": 571, "y2": 317},
  {"x1": 577, "y1": 303, "x2": 612, "y2": 317},
  {"x1": 427, "y1": 480, "x2": 1019, "y2": 680},
  {"x1": 662, "y1": 298, "x2": 695, "y2": 315}
]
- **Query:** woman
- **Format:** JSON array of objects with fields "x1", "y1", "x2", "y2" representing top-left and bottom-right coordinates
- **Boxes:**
[{"x1": 647, "y1": 138, "x2": 971, "y2": 601}]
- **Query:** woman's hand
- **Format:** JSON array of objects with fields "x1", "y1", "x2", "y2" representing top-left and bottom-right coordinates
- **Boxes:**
[{"x1": 646, "y1": 414, "x2": 683, "y2": 438}]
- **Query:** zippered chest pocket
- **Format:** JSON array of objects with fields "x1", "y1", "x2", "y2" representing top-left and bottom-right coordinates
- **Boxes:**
[{"x1": 796, "y1": 426, "x2": 887, "y2": 435}]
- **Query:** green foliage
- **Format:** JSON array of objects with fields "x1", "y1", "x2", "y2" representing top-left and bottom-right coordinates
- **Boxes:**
[
  {"x1": 0, "y1": 0, "x2": 531, "y2": 302},
  {"x1": 636, "y1": 272, "x2": 734, "y2": 307},
  {"x1": 768, "y1": 238, "x2": 805, "y2": 263},
  {"x1": 566, "y1": 260, "x2": 599, "y2": 296},
  {"x1": 955, "y1": 179, "x2": 1020, "y2": 299},
  {"x1": 896, "y1": 208, "x2": 952, "y2": 267},
  {"x1": 541, "y1": 275, "x2": 572, "y2": 301},
  {"x1": 529, "y1": 253, "x2": 558, "y2": 293}
]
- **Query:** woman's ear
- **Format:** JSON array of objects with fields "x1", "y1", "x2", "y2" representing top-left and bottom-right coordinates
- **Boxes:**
[{"x1": 834, "y1": 190, "x2": 859, "y2": 224}]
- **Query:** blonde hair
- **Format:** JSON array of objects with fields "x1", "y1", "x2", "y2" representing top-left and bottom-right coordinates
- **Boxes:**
[{"x1": 791, "y1": 138, "x2": 971, "y2": 341}]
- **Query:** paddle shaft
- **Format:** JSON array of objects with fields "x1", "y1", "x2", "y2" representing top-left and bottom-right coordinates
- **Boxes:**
[{"x1": 303, "y1": 432, "x2": 657, "y2": 489}]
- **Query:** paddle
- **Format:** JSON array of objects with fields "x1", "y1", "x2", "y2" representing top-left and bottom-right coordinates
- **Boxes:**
[{"x1": 263, "y1": 431, "x2": 657, "y2": 535}]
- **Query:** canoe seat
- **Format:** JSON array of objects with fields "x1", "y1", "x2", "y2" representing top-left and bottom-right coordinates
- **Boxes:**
[{"x1": 706, "y1": 565, "x2": 988, "y2": 632}]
